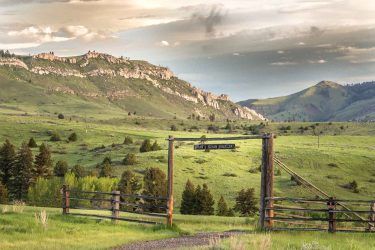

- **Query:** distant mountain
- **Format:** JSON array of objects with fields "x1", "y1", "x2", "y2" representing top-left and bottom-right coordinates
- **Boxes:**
[
  {"x1": 238, "y1": 81, "x2": 375, "y2": 121},
  {"x1": 0, "y1": 51, "x2": 264, "y2": 121}
]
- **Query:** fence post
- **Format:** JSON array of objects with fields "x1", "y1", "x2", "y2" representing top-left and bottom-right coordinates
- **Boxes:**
[
  {"x1": 368, "y1": 202, "x2": 375, "y2": 231},
  {"x1": 327, "y1": 197, "x2": 336, "y2": 233},
  {"x1": 62, "y1": 185, "x2": 70, "y2": 215},
  {"x1": 259, "y1": 133, "x2": 274, "y2": 230},
  {"x1": 167, "y1": 135, "x2": 174, "y2": 227},
  {"x1": 111, "y1": 191, "x2": 120, "y2": 223}
]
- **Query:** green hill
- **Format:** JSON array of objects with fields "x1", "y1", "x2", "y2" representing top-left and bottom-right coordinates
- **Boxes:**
[
  {"x1": 238, "y1": 81, "x2": 375, "y2": 122},
  {"x1": 0, "y1": 51, "x2": 264, "y2": 121}
]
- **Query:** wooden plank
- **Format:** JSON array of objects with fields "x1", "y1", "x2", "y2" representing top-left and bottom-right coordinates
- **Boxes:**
[
  {"x1": 167, "y1": 135, "x2": 174, "y2": 227},
  {"x1": 69, "y1": 213, "x2": 159, "y2": 224},
  {"x1": 120, "y1": 194, "x2": 168, "y2": 200},
  {"x1": 172, "y1": 135, "x2": 265, "y2": 142},
  {"x1": 265, "y1": 134, "x2": 274, "y2": 229},
  {"x1": 112, "y1": 191, "x2": 120, "y2": 223}
]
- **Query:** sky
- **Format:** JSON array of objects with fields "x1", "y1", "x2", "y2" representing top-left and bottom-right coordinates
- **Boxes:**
[{"x1": 0, "y1": 0, "x2": 375, "y2": 101}]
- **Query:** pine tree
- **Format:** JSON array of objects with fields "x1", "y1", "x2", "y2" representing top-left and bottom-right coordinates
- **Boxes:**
[
  {"x1": 10, "y1": 142, "x2": 33, "y2": 200},
  {"x1": 33, "y1": 143, "x2": 53, "y2": 180},
  {"x1": 199, "y1": 183, "x2": 215, "y2": 215},
  {"x1": 180, "y1": 179, "x2": 195, "y2": 214},
  {"x1": 118, "y1": 170, "x2": 142, "y2": 211},
  {"x1": 140, "y1": 139, "x2": 152, "y2": 152},
  {"x1": 71, "y1": 165, "x2": 86, "y2": 178},
  {"x1": 234, "y1": 188, "x2": 257, "y2": 216},
  {"x1": 0, "y1": 139, "x2": 16, "y2": 187},
  {"x1": 54, "y1": 160, "x2": 68, "y2": 177},
  {"x1": 68, "y1": 132, "x2": 78, "y2": 142},
  {"x1": 217, "y1": 195, "x2": 229, "y2": 216},
  {"x1": 193, "y1": 185, "x2": 203, "y2": 214},
  {"x1": 28, "y1": 137, "x2": 38, "y2": 148},
  {"x1": 0, "y1": 182, "x2": 8, "y2": 204},
  {"x1": 143, "y1": 167, "x2": 167, "y2": 212},
  {"x1": 123, "y1": 136, "x2": 133, "y2": 145},
  {"x1": 99, "y1": 162, "x2": 113, "y2": 177},
  {"x1": 123, "y1": 153, "x2": 137, "y2": 165}
]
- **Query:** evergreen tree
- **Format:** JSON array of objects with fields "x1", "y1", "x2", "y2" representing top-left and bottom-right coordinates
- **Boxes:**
[
  {"x1": 28, "y1": 137, "x2": 38, "y2": 148},
  {"x1": 118, "y1": 170, "x2": 142, "y2": 211},
  {"x1": 123, "y1": 136, "x2": 133, "y2": 145},
  {"x1": 10, "y1": 142, "x2": 33, "y2": 200},
  {"x1": 102, "y1": 156, "x2": 112, "y2": 165},
  {"x1": 33, "y1": 143, "x2": 53, "y2": 180},
  {"x1": 234, "y1": 188, "x2": 257, "y2": 216},
  {"x1": 99, "y1": 162, "x2": 113, "y2": 177},
  {"x1": 199, "y1": 183, "x2": 215, "y2": 215},
  {"x1": 53, "y1": 160, "x2": 68, "y2": 177},
  {"x1": 193, "y1": 185, "x2": 203, "y2": 214},
  {"x1": 0, "y1": 182, "x2": 8, "y2": 204},
  {"x1": 71, "y1": 165, "x2": 86, "y2": 178},
  {"x1": 140, "y1": 139, "x2": 152, "y2": 152},
  {"x1": 68, "y1": 132, "x2": 78, "y2": 142},
  {"x1": 123, "y1": 153, "x2": 137, "y2": 165},
  {"x1": 217, "y1": 195, "x2": 229, "y2": 216},
  {"x1": 151, "y1": 141, "x2": 161, "y2": 151},
  {"x1": 180, "y1": 179, "x2": 195, "y2": 214},
  {"x1": 143, "y1": 167, "x2": 167, "y2": 212},
  {"x1": 0, "y1": 139, "x2": 16, "y2": 187}
]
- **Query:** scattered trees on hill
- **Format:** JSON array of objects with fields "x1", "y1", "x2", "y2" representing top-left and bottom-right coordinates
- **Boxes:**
[
  {"x1": 140, "y1": 139, "x2": 161, "y2": 152},
  {"x1": 68, "y1": 132, "x2": 78, "y2": 142},
  {"x1": 234, "y1": 188, "x2": 257, "y2": 216},
  {"x1": 180, "y1": 180, "x2": 215, "y2": 215},
  {"x1": 71, "y1": 165, "x2": 86, "y2": 178},
  {"x1": 99, "y1": 163, "x2": 113, "y2": 178}
]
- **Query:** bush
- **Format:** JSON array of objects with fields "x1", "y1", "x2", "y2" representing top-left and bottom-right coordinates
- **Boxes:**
[
  {"x1": 123, "y1": 153, "x2": 137, "y2": 165},
  {"x1": 123, "y1": 136, "x2": 133, "y2": 145},
  {"x1": 28, "y1": 137, "x2": 38, "y2": 148},
  {"x1": 50, "y1": 132, "x2": 61, "y2": 142},
  {"x1": 151, "y1": 141, "x2": 161, "y2": 151},
  {"x1": 68, "y1": 132, "x2": 78, "y2": 142},
  {"x1": 217, "y1": 195, "x2": 229, "y2": 216},
  {"x1": 57, "y1": 114, "x2": 65, "y2": 119},
  {"x1": 180, "y1": 179, "x2": 195, "y2": 214},
  {"x1": 71, "y1": 165, "x2": 86, "y2": 178},
  {"x1": 143, "y1": 167, "x2": 167, "y2": 212},
  {"x1": 194, "y1": 184, "x2": 215, "y2": 215},
  {"x1": 102, "y1": 156, "x2": 112, "y2": 165},
  {"x1": 170, "y1": 125, "x2": 178, "y2": 131},
  {"x1": 140, "y1": 139, "x2": 152, "y2": 152},
  {"x1": 99, "y1": 163, "x2": 113, "y2": 178},
  {"x1": 54, "y1": 160, "x2": 69, "y2": 177}
]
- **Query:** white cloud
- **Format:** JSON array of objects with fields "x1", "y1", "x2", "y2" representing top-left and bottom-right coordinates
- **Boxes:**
[
  {"x1": 160, "y1": 40, "x2": 170, "y2": 46},
  {"x1": 0, "y1": 42, "x2": 41, "y2": 49},
  {"x1": 233, "y1": 52, "x2": 240, "y2": 56},
  {"x1": 270, "y1": 61, "x2": 296, "y2": 66},
  {"x1": 277, "y1": 50, "x2": 284, "y2": 54},
  {"x1": 309, "y1": 59, "x2": 327, "y2": 64}
]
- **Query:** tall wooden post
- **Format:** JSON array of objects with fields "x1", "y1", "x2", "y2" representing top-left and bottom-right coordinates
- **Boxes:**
[
  {"x1": 327, "y1": 197, "x2": 336, "y2": 233},
  {"x1": 167, "y1": 135, "x2": 174, "y2": 227},
  {"x1": 62, "y1": 185, "x2": 70, "y2": 215},
  {"x1": 111, "y1": 191, "x2": 120, "y2": 223},
  {"x1": 259, "y1": 133, "x2": 274, "y2": 230}
]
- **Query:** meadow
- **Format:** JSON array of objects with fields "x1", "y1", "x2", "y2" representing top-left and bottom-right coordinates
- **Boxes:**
[{"x1": 0, "y1": 110, "x2": 374, "y2": 249}]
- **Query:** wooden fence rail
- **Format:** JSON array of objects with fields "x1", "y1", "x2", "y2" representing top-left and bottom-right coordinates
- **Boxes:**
[
  {"x1": 263, "y1": 196, "x2": 375, "y2": 233},
  {"x1": 62, "y1": 185, "x2": 169, "y2": 225}
]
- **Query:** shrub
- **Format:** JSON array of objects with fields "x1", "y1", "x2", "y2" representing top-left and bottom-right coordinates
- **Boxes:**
[
  {"x1": 217, "y1": 195, "x2": 229, "y2": 216},
  {"x1": 68, "y1": 132, "x2": 78, "y2": 142},
  {"x1": 343, "y1": 180, "x2": 359, "y2": 193},
  {"x1": 33, "y1": 143, "x2": 53, "y2": 179},
  {"x1": 118, "y1": 170, "x2": 142, "y2": 211},
  {"x1": 99, "y1": 163, "x2": 113, "y2": 178},
  {"x1": 170, "y1": 125, "x2": 178, "y2": 131},
  {"x1": 143, "y1": 167, "x2": 167, "y2": 213},
  {"x1": 54, "y1": 160, "x2": 69, "y2": 177},
  {"x1": 140, "y1": 139, "x2": 152, "y2": 152},
  {"x1": 50, "y1": 132, "x2": 61, "y2": 142},
  {"x1": 194, "y1": 184, "x2": 215, "y2": 215},
  {"x1": 223, "y1": 172, "x2": 237, "y2": 177},
  {"x1": 234, "y1": 188, "x2": 257, "y2": 216},
  {"x1": 102, "y1": 156, "x2": 112, "y2": 165},
  {"x1": 151, "y1": 141, "x2": 161, "y2": 151},
  {"x1": 71, "y1": 165, "x2": 86, "y2": 178},
  {"x1": 123, "y1": 136, "x2": 133, "y2": 145},
  {"x1": 123, "y1": 153, "x2": 137, "y2": 165},
  {"x1": 57, "y1": 114, "x2": 64, "y2": 119},
  {"x1": 28, "y1": 137, "x2": 38, "y2": 148}
]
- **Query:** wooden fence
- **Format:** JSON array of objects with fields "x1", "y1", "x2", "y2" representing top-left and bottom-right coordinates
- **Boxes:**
[
  {"x1": 263, "y1": 197, "x2": 375, "y2": 233},
  {"x1": 62, "y1": 185, "x2": 169, "y2": 225}
]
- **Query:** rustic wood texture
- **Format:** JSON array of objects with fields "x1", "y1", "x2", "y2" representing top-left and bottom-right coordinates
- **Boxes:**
[
  {"x1": 112, "y1": 191, "x2": 120, "y2": 223},
  {"x1": 167, "y1": 135, "x2": 174, "y2": 226},
  {"x1": 62, "y1": 185, "x2": 70, "y2": 215}
]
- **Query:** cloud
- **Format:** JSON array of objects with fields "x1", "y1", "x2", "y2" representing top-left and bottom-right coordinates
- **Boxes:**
[
  {"x1": 309, "y1": 59, "x2": 327, "y2": 64},
  {"x1": 160, "y1": 40, "x2": 170, "y2": 46},
  {"x1": 310, "y1": 26, "x2": 324, "y2": 37},
  {"x1": 191, "y1": 5, "x2": 226, "y2": 37},
  {"x1": 270, "y1": 61, "x2": 297, "y2": 66},
  {"x1": 0, "y1": 0, "x2": 99, "y2": 5},
  {"x1": 335, "y1": 46, "x2": 375, "y2": 64}
]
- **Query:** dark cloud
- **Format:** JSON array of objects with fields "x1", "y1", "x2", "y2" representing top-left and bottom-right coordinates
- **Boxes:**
[
  {"x1": 191, "y1": 5, "x2": 226, "y2": 37},
  {"x1": 310, "y1": 26, "x2": 324, "y2": 37}
]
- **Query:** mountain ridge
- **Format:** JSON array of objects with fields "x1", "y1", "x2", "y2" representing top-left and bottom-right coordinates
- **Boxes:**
[
  {"x1": 0, "y1": 50, "x2": 265, "y2": 121},
  {"x1": 238, "y1": 80, "x2": 375, "y2": 122}
]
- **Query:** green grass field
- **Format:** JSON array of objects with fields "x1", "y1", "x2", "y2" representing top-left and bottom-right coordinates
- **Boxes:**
[{"x1": 0, "y1": 111, "x2": 374, "y2": 249}]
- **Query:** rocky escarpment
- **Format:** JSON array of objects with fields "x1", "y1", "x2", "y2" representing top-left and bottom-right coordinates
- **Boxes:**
[{"x1": 0, "y1": 51, "x2": 265, "y2": 120}]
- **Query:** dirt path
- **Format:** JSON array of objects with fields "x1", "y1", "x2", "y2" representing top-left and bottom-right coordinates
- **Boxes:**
[{"x1": 114, "y1": 231, "x2": 246, "y2": 250}]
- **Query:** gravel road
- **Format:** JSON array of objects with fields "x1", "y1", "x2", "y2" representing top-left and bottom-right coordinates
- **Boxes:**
[{"x1": 114, "y1": 231, "x2": 246, "y2": 250}]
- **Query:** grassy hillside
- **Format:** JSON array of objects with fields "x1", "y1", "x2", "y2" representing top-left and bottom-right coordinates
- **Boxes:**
[
  {"x1": 239, "y1": 81, "x2": 375, "y2": 122},
  {"x1": 0, "y1": 112, "x2": 374, "y2": 210}
]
